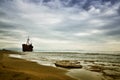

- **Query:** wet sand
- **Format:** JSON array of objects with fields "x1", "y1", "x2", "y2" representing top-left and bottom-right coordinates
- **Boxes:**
[
  {"x1": 67, "y1": 69, "x2": 103, "y2": 80},
  {"x1": 0, "y1": 50, "x2": 75, "y2": 80},
  {"x1": 1, "y1": 50, "x2": 120, "y2": 80}
]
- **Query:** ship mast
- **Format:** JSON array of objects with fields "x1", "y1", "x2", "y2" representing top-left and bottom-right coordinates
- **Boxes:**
[{"x1": 26, "y1": 36, "x2": 30, "y2": 45}]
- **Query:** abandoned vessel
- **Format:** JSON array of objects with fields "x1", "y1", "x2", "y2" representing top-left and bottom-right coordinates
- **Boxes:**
[{"x1": 22, "y1": 37, "x2": 33, "y2": 52}]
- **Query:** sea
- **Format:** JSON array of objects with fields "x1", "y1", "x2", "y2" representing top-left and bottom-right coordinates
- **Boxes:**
[
  {"x1": 9, "y1": 51, "x2": 120, "y2": 80},
  {"x1": 9, "y1": 51, "x2": 120, "y2": 67}
]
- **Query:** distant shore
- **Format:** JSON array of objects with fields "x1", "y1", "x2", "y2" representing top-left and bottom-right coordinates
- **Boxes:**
[{"x1": 0, "y1": 50, "x2": 75, "y2": 80}]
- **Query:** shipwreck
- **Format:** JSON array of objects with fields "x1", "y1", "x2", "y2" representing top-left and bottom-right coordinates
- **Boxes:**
[{"x1": 22, "y1": 37, "x2": 33, "y2": 52}]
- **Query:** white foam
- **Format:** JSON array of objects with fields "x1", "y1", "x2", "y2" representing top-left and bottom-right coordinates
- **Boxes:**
[{"x1": 9, "y1": 54, "x2": 22, "y2": 58}]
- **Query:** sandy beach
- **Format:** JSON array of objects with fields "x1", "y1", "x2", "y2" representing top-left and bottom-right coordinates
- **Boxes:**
[
  {"x1": 0, "y1": 50, "x2": 75, "y2": 80},
  {"x1": 0, "y1": 50, "x2": 120, "y2": 80}
]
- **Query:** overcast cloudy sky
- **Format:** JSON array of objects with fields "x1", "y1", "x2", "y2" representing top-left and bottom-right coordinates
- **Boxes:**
[{"x1": 0, "y1": 0, "x2": 120, "y2": 51}]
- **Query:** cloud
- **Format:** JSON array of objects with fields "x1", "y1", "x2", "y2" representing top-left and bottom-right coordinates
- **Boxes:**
[{"x1": 0, "y1": 0, "x2": 120, "y2": 51}]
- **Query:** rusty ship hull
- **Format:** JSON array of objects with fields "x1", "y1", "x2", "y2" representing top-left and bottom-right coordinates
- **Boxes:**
[
  {"x1": 22, "y1": 44, "x2": 33, "y2": 52},
  {"x1": 22, "y1": 37, "x2": 33, "y2": 52}
]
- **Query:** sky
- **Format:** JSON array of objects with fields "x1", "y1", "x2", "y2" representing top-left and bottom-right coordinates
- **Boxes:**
[{"x1": 0, "y1": 0, "x2": 120, "y2": 51}]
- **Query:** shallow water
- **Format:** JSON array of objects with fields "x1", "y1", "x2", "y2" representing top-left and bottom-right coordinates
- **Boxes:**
[
  {"x1": 10, "y1": 52, "x2": 120, "y2": 80},
  {"x1": 16, "y1": 52, "x2": 120, "y2": 66},
  {"x1": 66, "y1": 69, "x2": 103, "y2": 80}
]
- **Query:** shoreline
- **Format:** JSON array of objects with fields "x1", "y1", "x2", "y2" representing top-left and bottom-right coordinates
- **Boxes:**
[
  {"x1": 7, "y1": 51, "x2": 106, "y2": 80},
  {"x1": 1, "y1": 50, "x2": 120, "y2": 80},
  {"x1": 8, "y1": 53, "x2": 105, "y2": 80},
  {"x1": 0, "y1": 50, "x2": 76, "y2": 80}
]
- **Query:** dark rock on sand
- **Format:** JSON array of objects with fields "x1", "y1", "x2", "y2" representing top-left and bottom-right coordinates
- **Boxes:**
[
  {"x1": 55, "y1": 60, "x2": 82, "y2": 69},
  {"x1": 86, "y1": 65, "x2": 103, "y2": 72},
  {"x1": 103, "y1": 70, "x2": 120, "y2": 79}
]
